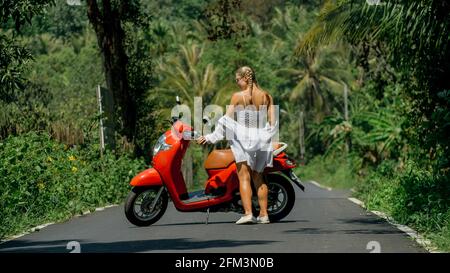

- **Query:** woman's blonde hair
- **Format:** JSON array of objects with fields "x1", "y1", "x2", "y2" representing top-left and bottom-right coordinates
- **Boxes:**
[{"x1": 236, "y1": 66, "x2": 258, "y2": 95}]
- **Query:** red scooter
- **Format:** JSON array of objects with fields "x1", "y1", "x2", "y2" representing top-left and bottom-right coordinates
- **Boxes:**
[{"x1": 124, "y1": 97, "x2": 304, "y2": 226}]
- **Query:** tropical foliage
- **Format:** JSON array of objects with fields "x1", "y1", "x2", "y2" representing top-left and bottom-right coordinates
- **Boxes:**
[{"x1": 0, "y1": 0, "x2": 449, "y2": 249}]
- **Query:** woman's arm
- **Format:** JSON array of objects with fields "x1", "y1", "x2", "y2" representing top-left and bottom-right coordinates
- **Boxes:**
[
  {"x1": 267, "y1": 93, "x2": 276, "y2": 127},
  {"x1": 197, "y1": 93, "x2": 239, "y2": 145},
  {"x1": 225, "y1": 93, "x2": 238, "y2": 118}
]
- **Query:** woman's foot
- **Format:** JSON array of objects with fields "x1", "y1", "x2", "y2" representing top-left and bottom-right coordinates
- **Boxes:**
[
  {"x1": 235, "y1": 214, "x2": 257, "y2": 224},
  {"x1": 256, "y1": 215, "x2": 270, "y2": 224}
]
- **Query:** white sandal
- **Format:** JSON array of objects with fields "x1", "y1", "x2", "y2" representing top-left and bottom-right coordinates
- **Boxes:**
[
  {"x1": 257, "y1": 215, "x2": 270, "y2": 224},
  {"x1": 235, "y1": 214, "x2": 257, "y2": 224}
]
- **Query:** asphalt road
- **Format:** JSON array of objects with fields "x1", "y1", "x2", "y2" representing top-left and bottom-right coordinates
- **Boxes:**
[{"x1": 0, "y1": 181, "x2": 426, "y2": 253}]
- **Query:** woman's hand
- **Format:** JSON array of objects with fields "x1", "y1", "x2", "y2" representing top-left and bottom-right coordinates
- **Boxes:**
[{"x1": 196, "y1": 136, "x2": 208, "y2": 145}]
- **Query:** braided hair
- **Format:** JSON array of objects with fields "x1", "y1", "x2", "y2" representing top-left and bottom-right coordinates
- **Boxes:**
[{"x1": 236, "y1": 66, "x2": 258, "y2": 100}]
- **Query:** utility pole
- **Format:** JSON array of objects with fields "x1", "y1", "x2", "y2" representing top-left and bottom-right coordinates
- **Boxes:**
[
  {"x1": 344, "y1": 83, "x2": 349, "y2": 121},
  {"x1": 96, "y1": 85, "x2": 116, "y2": 156},
  {"x1": 299, "y1": 111, "x2": 305, "y2": 164},
  {"x1": 343, "y1": 83, "x2": 350, "y2": 153}
]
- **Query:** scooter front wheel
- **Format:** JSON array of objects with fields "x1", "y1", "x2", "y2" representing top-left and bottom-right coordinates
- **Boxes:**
[{"x1": 124, "y1": 186, "x2": 168, "y2": 226}]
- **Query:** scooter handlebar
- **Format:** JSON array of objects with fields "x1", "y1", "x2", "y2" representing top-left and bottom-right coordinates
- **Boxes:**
[{"x1": 181, "y1": 130, "x2": 201, "y2": 140}]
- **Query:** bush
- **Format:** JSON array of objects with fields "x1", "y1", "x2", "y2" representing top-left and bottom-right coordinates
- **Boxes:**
[
  {"x1": 355, "y1": 160, "x2": 450, "y2": 250},
  {"x1": 295, "y1": 154, "x2": 358, "y2": 189},
  {"x1": 0, "y1": 132, "x2": 146, "y2": 239}
]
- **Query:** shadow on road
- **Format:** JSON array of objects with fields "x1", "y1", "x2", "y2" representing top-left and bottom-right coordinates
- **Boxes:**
[
  {"x1": 283, "y1": 228, "x2": 404, "y2": 235},
  {"x1": 0, "y1": 238, "x2": 279, "y2": 253},
  {"x1": 282, "y1": 217, "x2": 404, "y2": 235},
  {"x1": 151, "y1": 219, "x2": 308, "y2": 227}
]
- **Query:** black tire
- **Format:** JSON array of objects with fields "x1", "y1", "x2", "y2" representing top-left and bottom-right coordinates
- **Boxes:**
[
  {"x1": 253, "y1": 173, "x2": 296, "y2": 222},
  {"x1": 124, "y1": 186, "x2": 168, "y2": 226}
]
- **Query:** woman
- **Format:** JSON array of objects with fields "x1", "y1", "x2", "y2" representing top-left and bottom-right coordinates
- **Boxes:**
[{"x1": 196, "y1": 66, "x2": 278, "y2": 224}]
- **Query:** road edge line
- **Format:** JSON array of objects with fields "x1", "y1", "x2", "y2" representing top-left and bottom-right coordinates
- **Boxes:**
[
  {"x1": 0, "y1": 204, "x2": 119, "y2": 245},
  {"x1": 308, "y1": 180, "x2": 332, "y2": 191},
  {"x1": 347, "y1": 197, "x2": 443, "y2": 253}
]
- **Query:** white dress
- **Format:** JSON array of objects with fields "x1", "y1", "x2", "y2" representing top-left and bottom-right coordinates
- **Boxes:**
[{"x1": 204, "y1": 93, "x2": 278, "y2": 173}]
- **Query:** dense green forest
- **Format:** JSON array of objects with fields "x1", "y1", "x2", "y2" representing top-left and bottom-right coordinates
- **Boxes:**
[{"x1": 0, "y1": 0, "x2": 449, "y2": 250}]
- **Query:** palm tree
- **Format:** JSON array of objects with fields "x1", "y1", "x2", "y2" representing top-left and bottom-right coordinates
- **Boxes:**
[
  {"x1": 295, "y1": 0, "x2": 448, "y2": 56},
  {"x1": 295, "y1": 0, "x2": 450, "y2": 171},
  {"x1": 307, "y1": 89, "x2": 406, "y2": 170},
  {"x1": 149, "y1": 20, "x2": 208, "y2": 59},
  {"x1": 276, "y1": 44, "x2": 354, "y2": 122},
  {"x1": 156, "y1": 43, "x2": 233, "y2": 106},
  {"x1": 239, "y1": 5, "x2": 355, "y2": 122},
  {"x1": 154, "y1": 42, "x2": 234, "y2": 188},
  {"x1": 294, "y1": 0, "x2": 449, "y2": 96},
  {"x1": 256, "y1": 6, "x2": 315, "y2": 60}
]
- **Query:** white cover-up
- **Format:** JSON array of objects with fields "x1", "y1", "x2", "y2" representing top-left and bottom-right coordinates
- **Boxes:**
[{"x1": 204, "y1": 93, "x2": 278, "y2": 173}]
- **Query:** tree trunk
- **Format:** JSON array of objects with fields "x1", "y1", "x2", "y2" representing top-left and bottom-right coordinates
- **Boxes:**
[{"x1": 86, "y1": 0, "x2": 136, "y2": 141}]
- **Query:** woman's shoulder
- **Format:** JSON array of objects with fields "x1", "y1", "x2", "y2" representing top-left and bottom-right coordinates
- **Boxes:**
[
  {"x1": 230, "y1": 91, "x2": 245, "y2": 104},
  {"x1": 231, "y1": 90, "x2": 244, "y2": 97},
  {"x1": 230, "y1": 89, "x2": 272, "y2": 105},
  {"x1": 258, "y1": 89, "x2": 273, "y2": 104}
]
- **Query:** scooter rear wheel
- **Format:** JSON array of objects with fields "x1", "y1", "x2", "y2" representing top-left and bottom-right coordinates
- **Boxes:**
[
  {"x1": 124, "y1": 186, "x2": 168, "y2": 226},
  {"x1": 253, "y1": 173, "x2": 296, "y2": 222}
]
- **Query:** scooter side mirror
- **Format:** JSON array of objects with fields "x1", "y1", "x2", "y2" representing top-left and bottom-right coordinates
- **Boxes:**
[
  {"x1": 171, "y1": 112, "x2": 184, "y2": 125},
  {"x1": 202, "y1": 116, "x2": 210, "y2": 125}
]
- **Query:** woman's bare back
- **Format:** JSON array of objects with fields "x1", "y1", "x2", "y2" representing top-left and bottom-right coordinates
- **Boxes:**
[{"x1": 235, "y1": 88, "x2": 271, "y2": 110}]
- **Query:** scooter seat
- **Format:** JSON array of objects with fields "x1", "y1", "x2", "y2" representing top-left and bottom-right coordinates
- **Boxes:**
[
  {"x1": 204, "y1": 149, "x2": 234, "y2": 169},
  {"x1": 204, "y1": 143, "x2": 284, "y2": 170}
]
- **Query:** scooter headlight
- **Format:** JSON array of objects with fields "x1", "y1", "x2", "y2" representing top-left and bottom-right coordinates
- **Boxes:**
[{"x1": 153, "y1": 134, "x2": 171, "y2": 156}]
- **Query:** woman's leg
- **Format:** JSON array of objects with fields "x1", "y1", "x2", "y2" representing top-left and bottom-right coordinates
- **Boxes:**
[
  {"x1": 236, "y1": 162, "x2": 253, "y2": 215},
  {"x1": 252, "y1": 170, "x2": 268, "y2": 217}
]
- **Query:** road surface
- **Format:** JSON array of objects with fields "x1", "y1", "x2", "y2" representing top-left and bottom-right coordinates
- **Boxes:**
[{"x1": 0, "y1": 182, "x2": 426, "y2": 253}]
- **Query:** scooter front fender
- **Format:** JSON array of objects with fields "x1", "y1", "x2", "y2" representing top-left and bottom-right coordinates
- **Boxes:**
[{"x1": 130, "y1": 167, "x2": 163, "y2": 187}]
